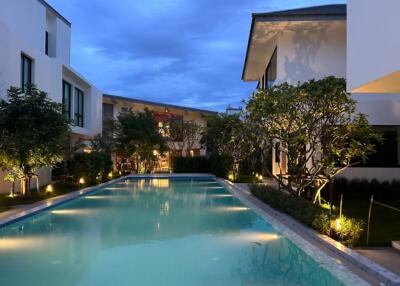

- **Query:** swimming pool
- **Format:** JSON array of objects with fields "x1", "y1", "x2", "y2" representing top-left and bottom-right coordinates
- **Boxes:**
[{"x1": 0, "y1": 176, "x2": 360, "y2": 285}]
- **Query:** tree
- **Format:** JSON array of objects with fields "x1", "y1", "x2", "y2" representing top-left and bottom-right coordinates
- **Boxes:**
[
  {"x1": 0, "y1": 86, "x2": 70, "y2": 195},
  {"x1": 246, "y1": 77, "x2": 380, "y2": 202},
  {"x1": 167, "y1": 119, "x2": 203, "y2": 156},
  {"x1": 114, "y1": 109, "x2": 168, "y2": 173},
  {"x1": 201, "y1": 114, "x2": 253, "y2": 178}
]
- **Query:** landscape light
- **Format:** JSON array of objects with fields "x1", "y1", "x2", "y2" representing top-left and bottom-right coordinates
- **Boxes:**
[
  {"x1": 79, "y1": 177, "x2": 85, "y2": 185},
  {"x1": 108, "y1": 172, "x2": 113, "y2": 179},
  {"x1": 335, "y1": 218, "x2": 341, "y2": 230},
  {"x1": 228, "y1": 173, "x2": 234, "y2": 181},
  {"x1": 46, "y1": 184, "x2": 53, "y2": 193}
]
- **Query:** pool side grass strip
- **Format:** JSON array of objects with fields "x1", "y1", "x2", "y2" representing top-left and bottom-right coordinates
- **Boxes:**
[
  {"x1": 0, "y1": 173, "x2": 217, "y2": 228},
  {"x1": 219, "y1": 179, "x2": 400, "y2": 286},
  {"x1": 0, "y1": 177, "x2": 126, "y2": 228}
]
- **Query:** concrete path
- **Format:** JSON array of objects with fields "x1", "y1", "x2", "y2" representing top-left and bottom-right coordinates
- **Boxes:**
[{"x1": 356, "y1": 248, "x2": 400, "y2": 276}]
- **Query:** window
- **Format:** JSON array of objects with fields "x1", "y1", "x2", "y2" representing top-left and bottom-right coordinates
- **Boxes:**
[
  {"x1": 275, "y1": 142, "x2": 281, "y2": 163},
  {"x1": 45, "y1": 31, "x2": 49, "y2": 55},
  {"x1": 264, "y1": 47, "x2": 277, "y2": 89},
  {"x1": 103, "y1": 103, "x2": 114, "y2": 119},
  {"x1": 74, "y1": 88, "x2": 84, "y2": 127},
  {"x1": 21, "y1": 54, "x2": 33, "y2": 90},
  {"x1": 62, "y1": 80, "x2": 72, "y2": 119}
]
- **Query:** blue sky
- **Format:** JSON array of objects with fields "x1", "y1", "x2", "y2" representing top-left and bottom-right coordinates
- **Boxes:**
[{"x1": 47, "y1": 0, "x2": 345, "y2": 111}]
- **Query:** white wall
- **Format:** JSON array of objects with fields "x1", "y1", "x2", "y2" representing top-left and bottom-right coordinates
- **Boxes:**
[
  {"x1": 347, "y1": 0, "x2": 400, "y2": 92},
  {"x1": 0, "y1": 0, "x2": 103, "y2": 193},
  {"x1": 275, "y1": 21, "x2": 347, "y2": 85}
]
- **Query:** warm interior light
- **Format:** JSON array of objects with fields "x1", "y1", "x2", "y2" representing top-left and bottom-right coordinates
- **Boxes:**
[
  {"x1": 83, "y1": 147, "x2": 92, "y2": 154},
  {"x1": 259, "y1": 175, "x2": 263, "y2": 180},
  {"x1": 46, "y1": 184, "x2": 53, "y2": 193}
]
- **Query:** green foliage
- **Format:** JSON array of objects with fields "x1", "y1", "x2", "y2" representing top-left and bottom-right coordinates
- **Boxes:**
[
  {"x1": 246, "y1": 77, "x2": 381, "y2": 199},
  {"x1": 0, "y1": 86, "x2": 70, "y2": 193},
  {"x1": 115, "y1": 109, "x2": 168, "y2": 172},
  {"x1": 167, "y1": 119, "x2": 203, "y2": 155},
  {"x1": 172, "y1": 154, "x2": 233, "y2": 178},
  {"x1": 68, "y1": 152, "x2": 112, "y2": 184},
  {"x1": 250, "y1": 184, "x2": 364, "y2": 246},
  {"x1": 313, "y1": 213, "x2": 364, "y2": 247}
]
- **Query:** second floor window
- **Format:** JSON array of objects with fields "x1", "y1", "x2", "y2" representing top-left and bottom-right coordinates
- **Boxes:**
[
  {"x1": 74, "y1": 88, "x2": 84, "y2": 127},
  {"x1": 62, "y1": 80, "x2": 72, "y2": 120},
  {"x1": 45, "y1": 31, "x2": 49, "y2": 55},
  {"x1": 21, "y1": 54, "x2": 33, "y2": 90},
  {"x1": 265, "y1": 47, "x2": 277, "y2": 89}
]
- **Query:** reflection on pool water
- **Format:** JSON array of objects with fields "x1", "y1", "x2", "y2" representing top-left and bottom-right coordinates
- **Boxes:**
[{"x1": 0, "y1": 178, "x2": 345, "y2": 286}]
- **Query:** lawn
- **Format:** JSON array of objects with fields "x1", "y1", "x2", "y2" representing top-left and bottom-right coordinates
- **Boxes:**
[
  {"x1": 0, "y1": 183, "x2": 81, "y2": 214},
  {"x1": 338, "y1": 198, "x2": 400, "y2": 247}
]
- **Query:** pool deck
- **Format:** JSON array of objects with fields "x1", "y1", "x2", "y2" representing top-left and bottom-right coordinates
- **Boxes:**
[{"x1": 225, "y1": 181, "x2": 400, "y2": 286}]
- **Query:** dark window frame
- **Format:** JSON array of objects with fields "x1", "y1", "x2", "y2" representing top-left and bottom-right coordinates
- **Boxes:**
[
  {"x1": 45, "y1": 31, "x2": 49, "y2": 55},
  {"x1": 62, "y1": 80, "x2": 72, "y2": 120},
  {"x1": 265, "y1": 47, "x2": 277, "y2": 89},
  {"x1": 74, "y1": 87, "x2": 84, "y2": 127},
  {"x1": 21, "y1": 53, "x2": 33, "y2": 90}
]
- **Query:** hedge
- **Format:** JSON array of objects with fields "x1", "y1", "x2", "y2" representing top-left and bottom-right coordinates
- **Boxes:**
[
  {"x1": 172, "y1": 154, "x2": 233, "y2": 178},
  {"x1": 250, "y1": 184, "x2": 364, "y2": 246}
]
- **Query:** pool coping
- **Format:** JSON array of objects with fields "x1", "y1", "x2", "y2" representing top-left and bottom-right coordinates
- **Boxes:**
[
  {"x1": 0, "y1": 174, "x2": 217, "y2": 228},
  {"x1": 219, "y1": 179, "x2": 400, "y2": 286}
]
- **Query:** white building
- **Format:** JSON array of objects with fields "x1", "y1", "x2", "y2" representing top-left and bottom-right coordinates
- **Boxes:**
[
  {"x1": 0, "y1": 0, "x2": 103, "y2": 193},
  {"x1": 242, "y1": 3, "x2": 400, "y2": 182}
]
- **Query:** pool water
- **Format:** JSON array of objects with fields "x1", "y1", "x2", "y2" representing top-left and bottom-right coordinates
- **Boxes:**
[{"x1": 0, "y1": 178, "x2": 345, "y2": 286}]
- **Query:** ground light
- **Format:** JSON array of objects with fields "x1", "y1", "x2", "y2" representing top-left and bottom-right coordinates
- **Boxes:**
[
  {"x1": 46, "y1": 184, "x2": 53, "y2": 193},
  {"x1": 79, "y1": 177, "x2": 85, "y2": 187},
  {"x1": 108, "y1": 172, "x2": 113, "y2": 179}
]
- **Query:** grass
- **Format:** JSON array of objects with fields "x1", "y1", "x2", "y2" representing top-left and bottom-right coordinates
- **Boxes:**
[
  {"x1": 337, "y1": 198, "x2": 400, "y2": 247},
  {"x1": 0, "y1": 183, "x2": 82, "y2": 214}
]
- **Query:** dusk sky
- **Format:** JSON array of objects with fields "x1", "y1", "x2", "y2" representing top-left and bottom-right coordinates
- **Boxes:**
[{"x1": 47, "y1": 0, "x2": 345, "y2": 111}]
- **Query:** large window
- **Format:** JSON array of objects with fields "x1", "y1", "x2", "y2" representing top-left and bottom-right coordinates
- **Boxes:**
[
  {"x1": 62, "y1": 80, "x2": 72, "y2": 120},
  {"x1": 21, "y1": 54, "x2": 33, "y2": 90},
  {"x1": 103, "y1": 103, "x2": 114, "y2": 119},
  {"x1": 74, "y1": 88, "x2": 84, "y2": 127}
]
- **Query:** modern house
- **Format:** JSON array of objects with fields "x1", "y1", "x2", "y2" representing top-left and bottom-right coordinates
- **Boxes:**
[
  {"x1": 103, "y1": 94, "x2": 216, "y2": 171},
  {"x1": 0, "y1": 0, "x2": 103, "y2": 193},
  {"x1": 242, "y1": 2, "x2": 400, "y2": 182}
]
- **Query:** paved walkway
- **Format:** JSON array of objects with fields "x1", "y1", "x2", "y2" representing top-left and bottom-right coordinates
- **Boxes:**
[{"x1": 356, "y1": 247, "x2": 400, "y2": 276}]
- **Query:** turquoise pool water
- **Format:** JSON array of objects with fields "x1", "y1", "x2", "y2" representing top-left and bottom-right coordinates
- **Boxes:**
[{"x1": 0, "y1": 177, "x2": 345, "y2": 286}]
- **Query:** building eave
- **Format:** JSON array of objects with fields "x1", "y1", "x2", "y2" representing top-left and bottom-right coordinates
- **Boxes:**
[
  {"x1": 103, "y1": 94, "x2": 218, "y2": 115},
  {"x1": 38, "y1": 0, "x2": 71, "y2": 27},
  {"x1": 242, "y1": 4, "x2": 347, "y2": 81}
]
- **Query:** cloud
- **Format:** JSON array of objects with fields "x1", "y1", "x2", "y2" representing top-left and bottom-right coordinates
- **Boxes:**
[{"x1": 47, "y1": 0, "x2": 345, "y2": 111}]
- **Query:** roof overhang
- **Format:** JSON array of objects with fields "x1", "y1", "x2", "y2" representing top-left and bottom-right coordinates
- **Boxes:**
[
  {"x1": 351, "y1": 71, "x2": 400, "y2": 94},
  {"x1": 242, "y1": 5, "x2": 346, "y2": 81}
]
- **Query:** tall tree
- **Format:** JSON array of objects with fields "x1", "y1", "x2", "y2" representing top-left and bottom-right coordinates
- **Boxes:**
[
  {"x1": 115, "y1": 109, "x2": 168, "y2": 173},
  {"x1": 167, "y1": 119, "x2": 203, "y2": 156},
  {"x1": 246, "y1": 77, "x2": 380, "y2": 202},
  {"x1": 0, "y1": 86, "x2": 70, "y2": 195}
]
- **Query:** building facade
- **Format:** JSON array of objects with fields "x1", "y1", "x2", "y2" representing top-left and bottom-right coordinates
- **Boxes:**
[
  {"x1": 0, "y1": 0, "x2": 103, "y2": 193},
  {"x1": 103, "y1": 94, "x2": 216, "y2": 172},
  {"x1": 242, "y1": 4, "x2": 400, "y2": 181}
]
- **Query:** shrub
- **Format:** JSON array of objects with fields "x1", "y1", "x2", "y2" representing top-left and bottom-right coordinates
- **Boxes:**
[
  {"x1": 250, "y1": 184, "x2": 364, "y2": 246},
  {"x1": 172, "y1": 154, "x2": 233, "y2": 178},
  {"x1": 69, "y1": 152, "x2": 112, "y2": 184}
]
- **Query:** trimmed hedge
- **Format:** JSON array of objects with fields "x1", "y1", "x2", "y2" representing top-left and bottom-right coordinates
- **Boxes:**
[
  {"x1": 250, "y1": 184, "x2": 364, "y2": 246},
  {"x1": 172, "y1": 154, "x2": 233, "y2": 178}
]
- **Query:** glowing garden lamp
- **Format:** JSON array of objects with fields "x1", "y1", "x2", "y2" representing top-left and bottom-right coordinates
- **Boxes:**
[
  {"x1": 46, "y1": 184, "x2": 53, "y2": 193},
  {"x1": 108, "y1": 172, "x2": 113, "y2": 179},
  {"x1": 79, "y1": 177, "x2": 85, "y2": 187}
]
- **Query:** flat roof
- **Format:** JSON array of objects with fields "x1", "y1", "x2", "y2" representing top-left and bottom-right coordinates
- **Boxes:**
[
  {"x1": 38, "y1": 0, "x2": 71, "y2": 27},
  {"x1": 242, "y1": 4, "x2": 346, "y2": 81},
  {"x1": 103, "y1": 94, "x2": 217, "y2": 115}
]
